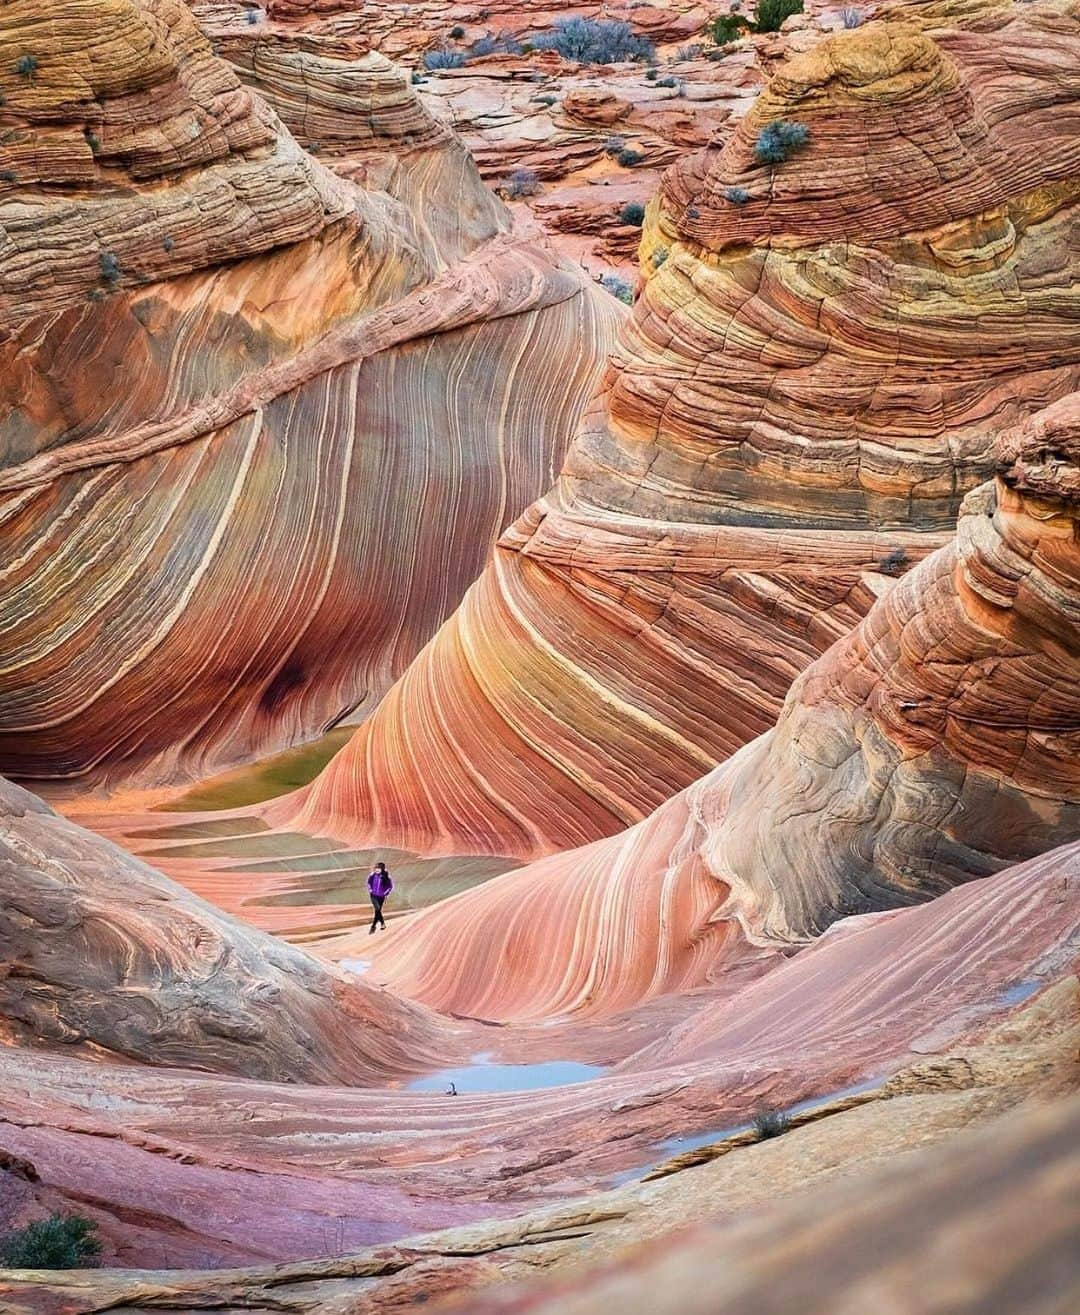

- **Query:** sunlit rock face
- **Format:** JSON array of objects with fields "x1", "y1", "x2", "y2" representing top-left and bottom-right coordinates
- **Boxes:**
[
  {"x1": 279, "y1": 13, "x2": 1080, "y2": 862},
  {"x1": 0, "y1": 0, "x2": 620, "y2": 792},
  {"x1": 0, "y1": 775, "x2": 449, "y2": 1082},
  {"x1": 359, "y1": 394, "x2": 1080, "y2": 1022}
]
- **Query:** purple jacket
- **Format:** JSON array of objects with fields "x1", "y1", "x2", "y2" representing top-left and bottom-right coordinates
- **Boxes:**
[{"x1": 368, "y1": 869, "x2": 393, "y2": 899}]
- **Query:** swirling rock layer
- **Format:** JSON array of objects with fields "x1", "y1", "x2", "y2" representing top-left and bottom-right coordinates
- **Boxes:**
[
  {"x1": 0, "y1": 0, "x2": 620, "y2": 790},
  {"x1": 280, "y1": 12, "x2": 1080, "y2": 862},
  {"x1": 361, "y1": 394, "x2": 1080, "y2": 1022},
  {"x1": 0, "y1": 775, "x2": 451, "y2": 1082}
]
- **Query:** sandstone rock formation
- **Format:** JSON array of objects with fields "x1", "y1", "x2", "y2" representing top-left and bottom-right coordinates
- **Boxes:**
[
  {"x1": 0, "y1": 774, "x2": 451, "y2": 1081},
  {"x1": 276, "y1": 13, "x2": 1080, "y2": 862},
  {"x1": 0, "y1": 0, "x2": 619, "y2": 792},
  {"x1": 357, "y1": 393, "x2": 1080, "y2": 1021},
  {"x1": 0, "y1": 837, "x2": 1075, "y2": 1272}
]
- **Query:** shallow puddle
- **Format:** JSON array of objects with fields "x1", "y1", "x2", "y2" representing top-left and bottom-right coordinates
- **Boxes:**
[
  {"x1": 994, "y1": 979, "x2": 1043, "y2": 1006},
  {"x1": 407, "y1": 1058, "x2": 608, "y2": 1094}
]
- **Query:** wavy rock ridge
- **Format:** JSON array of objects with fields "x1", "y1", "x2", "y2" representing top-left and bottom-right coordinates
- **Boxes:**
[
  {"x1": 0, "y1": 0, "x2": 619, "y2": 791},
  {"x1": 279, "y1": 12, "x2": 1080, "y2": 861},
  {"x1": 362, "y1": 393, "x2": 1080, "y2": 1022}
]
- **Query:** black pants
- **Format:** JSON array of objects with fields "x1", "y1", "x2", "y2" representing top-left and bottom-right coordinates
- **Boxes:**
[{"x1": 369, "y1": 895, "x2": 386, "y2": 931}]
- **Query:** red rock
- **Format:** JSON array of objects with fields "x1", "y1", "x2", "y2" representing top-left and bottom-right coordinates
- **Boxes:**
[
  {"x1": 0, "y1": 0, "x2": 620, "y2": 792},
  {"x1": 276, "y1": 15, "x2": 1079, "y2": 863}
]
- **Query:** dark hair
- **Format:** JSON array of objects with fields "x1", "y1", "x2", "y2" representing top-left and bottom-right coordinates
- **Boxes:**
[{"x1": 375, "y1": 861, "x2": 387, "y2": 871}]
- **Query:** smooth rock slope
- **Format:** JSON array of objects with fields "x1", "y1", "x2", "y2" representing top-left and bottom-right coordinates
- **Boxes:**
[{"x1": 359, "y1": 394, "x2": 1080, "y2": 1021}]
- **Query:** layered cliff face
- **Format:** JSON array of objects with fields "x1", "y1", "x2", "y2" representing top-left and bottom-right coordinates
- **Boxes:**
[
  {"x1": 361, "y1": 393, "x2": 1080, "y2": 1022},
  {"x1": 0, "y1": 774, "x2": 452, "y2": 1082},
  {"x1": 0, "y1": 0, "x2": 620, "y2": 791},
  {"x1": 278, "y1": 13, "x2": 1080, "y2": 862}
]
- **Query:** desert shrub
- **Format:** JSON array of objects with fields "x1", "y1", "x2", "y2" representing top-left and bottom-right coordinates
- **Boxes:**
[
  {"x1": 245, "y1": 7, "x2": 261, "y2": 23},
  {"x1": 754, "y1": 0, "x2": 804, "y2": 31},
  {"x1": 724, "y1": 185, "x2": 749, "y2": 203},
  {"x1": 450, "y1": 25, "x2": 466, "y2": 38},
  {"x1": 503, "y1": 167, "x2": 540, "y2": 199},
  {"x1": 707, "y1": 14, "x2": 750, "y2": 44},
  {"x1": 753, "y1": 1108, "x2": 790, "y2": 1139},
  {"x1": 99, "y1": 251, "x2": 122, "y2": 285},
  {"x1": 840, "y1": 6, "x2": 864, "y2": 25},
  {"x1": 655, "y1": 76, "x2": 679, "y2": 88},
  {"x1": 678, "y1": 42, "x2": 705, "y2": 59},
  {"x1": 604, "y1": 135, "x2": 627, "y2": 156},
  {"x1": 600, "y1": 274, "x2": 634, "y2": 304},
  {"x1": 14, "y1": 54, "x2": 38, "y2": 78},
  {"x1": 162, "y1": 235, "x2": 175, "y2": 253},
  {"x1": 533, "y1": 94, "x2": 557, "y2": 106},
  {"x1": 471, "y1": 34, "x2": 523, "y2": 57},
  {"x1": 651, "y1": 246, "x2": 669, "y2": 268},
  {"x1": 616, "y1": 147, "x2": 644, "y2": 167},
  {"x1": 618, "y1": 201, "x2": 645, "y2": 226},
  {"x1": 686, "y1": 204, "x2": 701, "y2": 218},
  {"x1": 878, "y1": 546, "x2": 909, "y2": 576},
  {"x1": 410, "y1": 70, "x2": 425, "y2": 84},
  {"x1": 533, "y1": 18, "x2": 655, "y2": 65},
  {"x1": 753, "y1": 118, "x2": 809, "y2": 164},
  {"x1": 0, "y1": 169, "x2": 15, "y2": 183},
  {"x1": 0, "y1": 1214, "x2": 102, "y2": 1270},
  {"x1": 645, "y1": 67, "x2": 658, "y2": 80},
  {"x1": 423, "y1": 48, "x2": 467, "y2": 70}
]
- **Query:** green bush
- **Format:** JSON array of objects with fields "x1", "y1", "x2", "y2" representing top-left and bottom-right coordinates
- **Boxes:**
[
  {"x1": 1, "y1": 1215, "x2": 102, "y2": 1269},
  {"x1": 754, "y1": 0, "x2": 804, "y2": 32},
  {"x1": 753, "y1": 118, "x2": 809, "y2": 164},
  {"x1": 616, "y1": 147, "x2": 644, "y2": 167},
  {"x1": 14, "y1": 54, "x2": 38, "y2": 78},
  {"x1": 707, "y1": 14, "x2": 750, "y2": 44},
  {"x1": 450, "y1": 25, "x2": 465, "y2": 39},
  {"x1": 651, "y1": 246, "x2": 669, "y2": 268},
  {"x1": 618, "y1": 202, "x2": 645, "y2": 226},
  {"x1": 724, "y1": 185, "x2": 749, "y2": 204}
]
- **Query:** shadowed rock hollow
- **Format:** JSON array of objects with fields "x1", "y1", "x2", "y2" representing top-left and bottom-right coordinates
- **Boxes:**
[{"x1": 276, "y1": 12, "x2": 1080, "y2": 862}]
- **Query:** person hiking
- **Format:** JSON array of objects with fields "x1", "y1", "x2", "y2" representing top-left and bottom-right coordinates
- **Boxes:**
[{"x1": 367, "y1": 861, "x2": 393, "y2": 933}]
